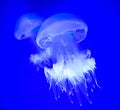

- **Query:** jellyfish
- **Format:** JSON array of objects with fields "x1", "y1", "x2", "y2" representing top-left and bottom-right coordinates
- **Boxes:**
[
  {"x1": 14, "y1": 14, "x2": 44, "y2": 41},
  {"x1": 30, "y1": 13, "x2": 99, "y2": 105}
]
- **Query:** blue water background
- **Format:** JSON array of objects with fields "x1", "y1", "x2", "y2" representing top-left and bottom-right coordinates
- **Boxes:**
[{"x1": 0, "y1": 0, "x2": 120, "y2": 110}]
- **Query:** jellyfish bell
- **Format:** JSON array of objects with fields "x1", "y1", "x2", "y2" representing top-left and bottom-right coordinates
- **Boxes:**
[
  {"x1": 36, "y1": 13, "x2": 88, "y2": 49},
  {"x1": 14, "y1": 13, "x2": 44, "y2": 40}
]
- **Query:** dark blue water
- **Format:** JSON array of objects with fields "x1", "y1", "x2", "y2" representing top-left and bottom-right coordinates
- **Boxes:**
[{"x1": 0, "y1": 0, "x2": 120, "y2": 110}]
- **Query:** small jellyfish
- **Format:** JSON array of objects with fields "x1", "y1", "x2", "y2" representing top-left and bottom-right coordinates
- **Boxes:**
[
  {"x1": 30, "y1": 13, "x2": 99, "y2": 105},
  {"x1": 14, "y1": 14, "x2": 44, "y2": 40}
]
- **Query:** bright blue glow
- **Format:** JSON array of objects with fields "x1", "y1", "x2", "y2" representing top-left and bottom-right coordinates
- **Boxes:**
[{"x1": 1, "y1": 0, "x2": 119, "y2": 109}]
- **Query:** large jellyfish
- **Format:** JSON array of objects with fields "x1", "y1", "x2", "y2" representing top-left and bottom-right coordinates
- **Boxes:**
[
  {"x1": 29, "y1": 13, "x2": 99, "y2": 105},
  {"x1": 15, "y1": 13, "x2": 99, "y2": 106}
]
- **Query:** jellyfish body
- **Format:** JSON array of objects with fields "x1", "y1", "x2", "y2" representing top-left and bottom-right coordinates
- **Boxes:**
[
  {"x1": 30, "y1": 13, "x2": 99, "y2": 105},
  {"x1": 36, "y1": 13, "x2": 88, "y2": 49},
  {"x1": 14, "y1": 14, "x2": 44, "y2": 40}
]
